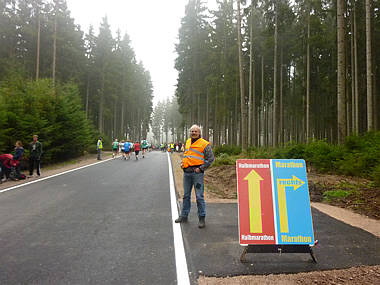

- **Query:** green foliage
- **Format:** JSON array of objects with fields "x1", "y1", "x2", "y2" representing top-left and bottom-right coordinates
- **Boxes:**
[
  {"x1": 0, "y1": 78, "x2": 95, "y2": 164},
  {"x1": 335, "y1": 133, "x2": 380, "y2": 177},
  {"x1": 370, "y1": 164, "x2": 380, "y2": 187},
  {"x1": 277, "y1": 134, "x2": 380, "y2": 179},
  {"x1": 209, "y1": 133, "x2": 380, "y2": 183},
  {"x1": 303, "y1": 140, "x2": 344, "y2": 173},
  {"x1": 249, "y1": 149, "x2": 274, "y2": 159},
  {"x1": 49, "y1": 83, "x2": 94, "y2": 161},
  {"x1": 322, "y1": 190, "x2": 351, "y2": 202},
  {"x1": 212, "y1": 153, "x2": 236, "y2": 167},
  {"x1": 282, "y1": 143, "x2": 306, "y2": 159},
  {"x1": 213, "y1": 144, "x2": 242, "y2": 156}
]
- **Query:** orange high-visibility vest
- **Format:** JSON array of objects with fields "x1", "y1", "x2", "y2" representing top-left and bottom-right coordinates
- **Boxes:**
[{"x1": 182, "y1": 138, "x2": 209, "y2": 168}]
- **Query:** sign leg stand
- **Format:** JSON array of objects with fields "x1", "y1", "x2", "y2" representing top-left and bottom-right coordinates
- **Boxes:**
[
  {"x1": 309, "y1": 247, "x2": 317, "y2": 263},
  {"x1": 240, "y1": 246, "x2": 248, "y2": 263},
  {"x1": 309, "y1": 240, "x2": 318, "y2": 263},
  {"x1": 240, "y1": 242, "x2": 318, "y2": 264}
]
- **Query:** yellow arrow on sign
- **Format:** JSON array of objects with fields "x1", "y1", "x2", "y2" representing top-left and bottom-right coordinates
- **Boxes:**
[
  {"x1": 277, "y1": 176, "x2": 305, "y2": 233},
  {"x1": 244, "y1": 170, "x2": 264, "y2": 233}
]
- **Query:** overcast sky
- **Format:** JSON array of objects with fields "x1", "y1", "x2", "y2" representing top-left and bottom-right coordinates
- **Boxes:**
[{"x1": 66, "y1": 0, "x2": 218, "y2": 106}]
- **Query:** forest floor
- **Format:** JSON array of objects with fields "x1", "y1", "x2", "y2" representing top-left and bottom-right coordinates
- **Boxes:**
[{"x1": 170, "y1": 152, "x2": 380, "y2": 285}]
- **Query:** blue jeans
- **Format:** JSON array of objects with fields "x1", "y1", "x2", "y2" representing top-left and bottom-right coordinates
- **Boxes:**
[{"x1": 180, "y1": 172, "x2": 206, "y2": 217}]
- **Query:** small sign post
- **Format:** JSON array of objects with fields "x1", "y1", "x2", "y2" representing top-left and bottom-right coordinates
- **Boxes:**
[{"x1": 236, "y1": 159, "x2": 317, "y2": 263}]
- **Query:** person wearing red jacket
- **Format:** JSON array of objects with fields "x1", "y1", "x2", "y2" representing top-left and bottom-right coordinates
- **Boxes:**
[
  {"x1": 0, "y1": 154, "x2": 13, "y2": 181},
  {"x1": 134, "y1": 141, "x2": 141, "y2": 160}
]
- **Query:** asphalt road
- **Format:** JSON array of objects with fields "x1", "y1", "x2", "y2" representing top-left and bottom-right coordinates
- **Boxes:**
[
  {"x1": 0, "y1": 152, "x2": 178, "y2": 284},
  {"x1": 181, "y1": 204, "x2": 380, "y2": 278},
  {"x1": 1, "y1": 151, "x2": 379, "y2": 284}
]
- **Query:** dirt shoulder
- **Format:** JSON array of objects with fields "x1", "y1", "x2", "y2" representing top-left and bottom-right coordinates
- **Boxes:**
[
  {"x1": 185, "y1": 154, "x2": 380, "y2": 235},
  {"x1": 170, "y1": 152, "x2": 236, "y2": 203},
  {"x1": 171, "y1": 153, "x2": 379, "y2": 232},
  {"x1": 198, "y1": 265, "x2": 380, "y2": 285}
]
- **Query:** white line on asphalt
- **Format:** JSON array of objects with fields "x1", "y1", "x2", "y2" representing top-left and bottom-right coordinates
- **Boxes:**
[
  {"x1": 167, "y1": 153, "x2": 190, "y2": 285},
  {"x1": 0, "y1": 157, "x2": 114, "y2": 194}
]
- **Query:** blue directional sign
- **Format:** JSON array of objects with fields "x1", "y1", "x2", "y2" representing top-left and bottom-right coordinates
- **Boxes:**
[{"x1": 271, "y1": 159, "x2": 315, "y2": 245}]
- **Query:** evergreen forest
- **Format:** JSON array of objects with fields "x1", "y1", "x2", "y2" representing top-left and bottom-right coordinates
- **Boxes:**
[
  {"x1": 0, "y1": 0, "x2": 153, "y2": 162},
  {"x1": 173, "y1": 0, "x2": 380, "y2": 148},
  {"x1": 1, "y1": 0, "x2": 380, "y2": 166}
]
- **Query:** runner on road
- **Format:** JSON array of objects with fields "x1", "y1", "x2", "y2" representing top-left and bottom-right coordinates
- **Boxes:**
[
  {"x1": 124, "y1": 141, "x2": 131, "y2": 160},
  {"x1": 119, "y1": 140, "x2": 125, "y2": 159},
  {"x1": 97, "y1": 138, "x2": 103, "y2": 160},
  {"x1": 141, "y1": 139, "x2": 148, "y2": 158},
  {"x1": 112, "y1": 139, "x2": 119, "y2": 158},
  {"x1": 134, "y1": 141, "x2": 141, "y2": 160}
]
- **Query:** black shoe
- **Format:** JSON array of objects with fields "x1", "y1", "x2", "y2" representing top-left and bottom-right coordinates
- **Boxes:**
[
  {"x1": 198, "y1": 216, "x2": 205, "y2": 228},
  {"x1": 175, "y1": 216, "x2": 188, "y2": 223}
]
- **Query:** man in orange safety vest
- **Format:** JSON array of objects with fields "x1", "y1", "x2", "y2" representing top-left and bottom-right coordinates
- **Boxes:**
[{"x1": 175, "y1": 124, "x2": 214, "y2": 228}]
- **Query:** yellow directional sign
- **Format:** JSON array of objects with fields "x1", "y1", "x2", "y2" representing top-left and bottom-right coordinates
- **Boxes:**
[
  {"x1": 276, "y1": 176, "x2": 305, "y2": 233},
  {"x1": 244, "y1": 170, "x2": 264, "y2": 233}
]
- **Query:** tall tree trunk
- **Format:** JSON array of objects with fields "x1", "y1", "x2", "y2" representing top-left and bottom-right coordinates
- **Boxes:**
[
  {"x1": 248, "y1": 2, "x2": 253, "y2": 146},
  {"x1": 197, "y1": 93, "x2": 200, "y2": 125},
  {"x1": 98, "y1": 72, "x2": 105, "y2": 133},
  {"x1": 261, "y1": 56, "x2": 265, "y2": 146},
  {"x1": 252, "y1": 55, "x2": 256, "y2": 146},
  {"x1": 293, "y1": 65, "x2": 297, "y2": 141},
  {"x1": 214, "y1": 91, "x2": 219, "y2": 145},
  {"x1": 269, "y1": 103, "x2": 272, "y2": 146},
  {"x1": 121, "y1": 100, "x2": 125, "y2": 137},
  {"x1": 120, "y1": 69, "x2": 126, "y2": 138},
  {"x1": 280, "y1": 46, "x2": 284, "y2": 145},
  {"x1": 248, "y1": 0, "x2": 256, "y2": 146},
  {"x1": 354, "y1": 3, "x2": 359, "y2": 134},
  {"x1": 113, "y1": 99, "x2": 117, "y2": 139},
  {"x1": 205, "y1": 87, "x2": 209, "y2": 141},
  {"x1": 35, "y1": 7, "x2": 40, "y2": 80},
  {"x1": 229, "y1": 113, "x2": 233, "y2": 145},
  {"x1": 237, "y1": 0, "x2": 247, "y2": 151},
  {"x1": 366, "y1": 0, "x2": 373, "y2": 131},
  {"x1": 346, "y1": 52, "x2": 350, "y2": 136},
  {"x1": 86, "y1": 74, "x2": 89, "y2": 119},
  {"x1": 235, "y1": 79, "x2": 239, "y2": 145},
  {"x1": 373, "y1": 45, "x2": 377, "y2": 130},
  {"x1": 273, "y1": 3, "x2": 278, "y2": 146},
  {"x1": 337, "y1": 0, "x2": 347, "y2": 143},
  {"x1": 52, "y1": 14, "x2": 57, "y2": 85},
  {"x1": 306, "y1": 8, "x2": 311, "y2": 142},
  {"x1": 137, "y1": 109, "x2": 141, "y2": 140},
  {"x1": 350, "y1": 10, "x2": 355, "y2": 135}
]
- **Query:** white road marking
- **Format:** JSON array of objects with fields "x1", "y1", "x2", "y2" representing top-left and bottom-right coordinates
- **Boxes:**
[
  {"x1": 2, "y1": 153, "x2": 191, "y2": 283},
  {"x1": 0, "y1": 157, "x2": 114, "y2": 194},
  {"x1": 167, "y1": 153, "x2": 190, "y2": 285}
]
